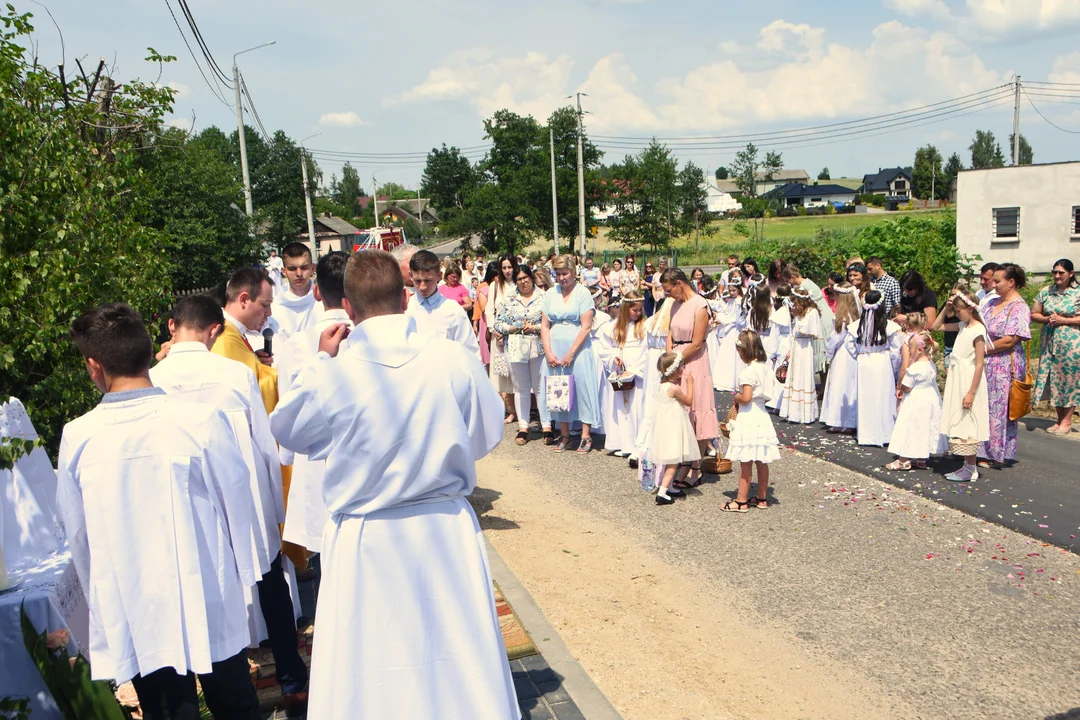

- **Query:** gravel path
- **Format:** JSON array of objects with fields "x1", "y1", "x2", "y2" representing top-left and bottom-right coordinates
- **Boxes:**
[{"x1": 475, "y1": 428, "x2": 1080, "y2": 720}]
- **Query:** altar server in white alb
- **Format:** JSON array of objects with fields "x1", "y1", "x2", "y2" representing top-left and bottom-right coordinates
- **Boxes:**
[
  {"x1": 276, "y1": 251, "x2": 352, "y2": 554},
  {"x1": 271, "y1": 251, "x2": 518, "y2": 719},
  {"x1": 56, "y1": 303, "x2": 262, "y2": 719},
  {"x1": 149, "y1": 294, "x2": 309, "y2": 708},
  {"x1": 405, "y1": 248, "x2": 482, "y2": 357},
  {"x1": 265, "y1": 249, "x2": 284, "y2": 296},
  {"x1": 270, "y1": 242, "x2": 320, "y2": 339},
  {"x1": 853, "y1": 290, "x2": 905, "y2": 447}
]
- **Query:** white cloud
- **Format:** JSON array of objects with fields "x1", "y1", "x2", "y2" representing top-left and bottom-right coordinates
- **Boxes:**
[
  {"x1": 165, "y1": 116, "x2": 195, "y2": 132},
  {"x1": 167, "y1": 81, "x2": 190, "y2": 99},
  {"x1": 390, "y1": 19, "x2": 1002, "y2": 135},
  {"x1": 1049, "y1": 50, "x2": 1080, "y2": 84},
  {"x1": 319, "y1": 111, "x2": 371, "y2": 127},
  {"x1": 883, "y1": 0, "x2": 1080, "y2": 38}
]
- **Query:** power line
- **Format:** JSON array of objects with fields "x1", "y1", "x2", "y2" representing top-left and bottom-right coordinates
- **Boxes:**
[
  {"x1": 175, "y1": 0, "x2": 232, "y2": 86},
  {"x1": 307, "y1": 144, "x2": 492, "y2": 159},
  {"x1": 239, "y1": 72, "x2": 272, "y2": 141},
  {"x1": 161, "y1": 0, "x2": 229, "y2": 107},
  {"x1": 592, "y1": 83, "x2": 1012, "y2": 144},
  {"x1": 1023, "y1": 89, "x2": 1080, "y2": 134},
  {"x1": 592, "y1": 89, "x2": 1013, "y2": 152}
]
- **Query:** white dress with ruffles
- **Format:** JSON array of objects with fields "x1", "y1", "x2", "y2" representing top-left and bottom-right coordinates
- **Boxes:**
[{"x1": 727, "y1": 362, "x2": 781, "y2": 463}]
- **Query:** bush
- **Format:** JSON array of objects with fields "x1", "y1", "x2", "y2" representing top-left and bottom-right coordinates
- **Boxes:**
[
  {"x1": 856, "y1": 193, "x2": 885, "y2": 207},
  {"x1": 733, "y1": 221, "x2": 751, "y2": 237},
  {"x1": 796, "y1": 205, "x2": 807, "y2": 216}
]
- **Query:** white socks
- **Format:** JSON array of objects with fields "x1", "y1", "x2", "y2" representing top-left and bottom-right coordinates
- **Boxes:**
[{"x1": 657, "y1": 486, "x2": 671, "y2": 499}]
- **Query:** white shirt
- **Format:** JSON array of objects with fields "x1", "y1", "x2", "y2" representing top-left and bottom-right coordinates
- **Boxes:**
[
  {"x1": 977, "y1": 288, "x2": 998, "y2": 313},
  {"x1": 265, "y1": 256, "x2": 283, "y2": 276},
  {"x1": 406, "y1": 290, "x2": 481, "y2": 358},
  {"x1": 150, "y1": 342, "x2": 284, "y2": 573},
  {"x1": 271, "y1": 314, "x2": 502, "y2": 517},
  {"x1": 274, "y1": 308, "x2": 353, "y2": 551},
  {"x1": 271, "y1": 284, "x2": 319, "y2": 339},
  {"x1": 56, "y1": 388, "x2": 258, "y2": 683}
]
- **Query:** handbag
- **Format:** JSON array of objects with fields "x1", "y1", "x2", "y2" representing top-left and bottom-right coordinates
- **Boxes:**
[
  {"x1": 545, "y1": 370, "x2": 575, "y2": 413},
  {"x1": 775, "y1": 361, "x2": 789, "y2": 385},
  {"x1": 1001, "y1": 301, "x2": 1033, "y2": 422}
]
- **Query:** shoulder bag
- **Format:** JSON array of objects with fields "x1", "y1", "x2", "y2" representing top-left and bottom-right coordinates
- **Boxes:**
[{"x1": 1003, "y1": 300, "x2": 1033, "y2": 421}]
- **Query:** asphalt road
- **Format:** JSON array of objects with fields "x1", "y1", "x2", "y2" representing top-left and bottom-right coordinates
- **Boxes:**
[
  {"x1": 479, "y1": 424, "x2": 1080, "y2": 719},
  {"x1": 712, "y1": 392, "x2": 1080, "y2": 553}
]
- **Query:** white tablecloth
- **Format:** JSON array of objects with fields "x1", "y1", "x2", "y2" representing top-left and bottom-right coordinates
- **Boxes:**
[{"x1": 0, "y1": 545, "x2": 89, "y2": 719}]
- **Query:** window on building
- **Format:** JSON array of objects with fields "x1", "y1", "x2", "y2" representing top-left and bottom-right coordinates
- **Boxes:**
[
  {"x1": 1073, "y1": 206, "x2": 1080, "y2": 236},
  {"x1": 993, "y1": 207, "x2": 1020, "y2": 240},
  {"x1": 894, "y1": 180, "x2": 907, "y2": 190},
  {"x1": 811, "y1": 197, "x2": 822, "y2": 203}
]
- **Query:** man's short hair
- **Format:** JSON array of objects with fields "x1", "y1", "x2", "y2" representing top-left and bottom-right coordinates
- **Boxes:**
[
  {"x1": 727, "y1": 254, "x2": 739, "y2": 262},
  {"x1": 281, "y1": 242, "x2": 312, "y2": 263},
  {"x1": 225, "y1": 267, "x2": 271, "y2": 304},
  {"x1": 70, "y1": 303, "x2": 153, "y2": 377},
  {"x1": 390, "y1": 243, "x2": 417, "y2": 261},
  {"x1": 316, "y1": 251, "x2": 349, "y2": 308},
  {"x1": 980, "y1": 261, "x2": 1001, "y2": 274},
  {"x1": 409, "y1": 249, "x2": 441, "y2": 274},
  {"x1": 172, "y1": 294, "x2": 224, "y2": 331},
  {"x1": 865, "y1": 256, "x2": 883, "y2": 267},
  {"x1": 345, "y1": 251, "x2": 404, "y2": 317}
]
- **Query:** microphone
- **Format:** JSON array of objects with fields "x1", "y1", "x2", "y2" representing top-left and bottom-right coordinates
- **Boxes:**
[{"x1": 262, "y1": 327, "x2": 274, "y2": 356}]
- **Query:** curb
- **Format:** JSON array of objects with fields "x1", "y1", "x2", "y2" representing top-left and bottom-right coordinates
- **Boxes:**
[{"x1": 485, "y1": 537, "x2": 623, "y2": 720}]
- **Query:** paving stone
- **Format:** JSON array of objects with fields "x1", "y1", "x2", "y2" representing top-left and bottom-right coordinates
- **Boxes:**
[
  {"x1": 548, "y1": 700, "x2": 587, "y2": 720},
  {"x1": 513, "y1": 673, "x2": 542, "y2": 700},
  {"x1": 536, "y1": 679, "x2": 572, "y2": 705},
  {"x1": 519, "y1": 697, "x2": 554, "y2": 720}
]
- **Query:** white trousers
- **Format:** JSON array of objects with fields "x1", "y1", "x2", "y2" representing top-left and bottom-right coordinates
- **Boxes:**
[{"x1": 509, "y1": 357, "x2": 550, "y2": 430}]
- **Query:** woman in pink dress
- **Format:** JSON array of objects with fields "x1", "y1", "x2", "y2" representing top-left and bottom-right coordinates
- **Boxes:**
[
  {"x1": 661, "y1": 268, "x2": 717, "y2": 487},
  {"x1": 438, "y1": 261, "x2": 474, "y2": 313}
]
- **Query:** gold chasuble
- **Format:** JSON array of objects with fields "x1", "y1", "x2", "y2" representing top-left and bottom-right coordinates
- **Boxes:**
[{"x1": 211, "y1": 322, "x2": 307, "y2": 570}]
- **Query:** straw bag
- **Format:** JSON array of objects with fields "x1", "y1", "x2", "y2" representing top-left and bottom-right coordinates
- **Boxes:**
[
  {"x1": 1003, "y1": 302, "x2": 1033, "y2": 422},
  {"x1": 1008, "y1": 341, "x2": 1033, "y2": 421}
]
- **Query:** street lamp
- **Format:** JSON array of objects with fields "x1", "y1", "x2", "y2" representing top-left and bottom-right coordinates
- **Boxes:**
[
  {"x1": 371, "y1": 169, "x2": 385, "y2": 228},
  {"x1": 233, "y1": 41, "x2": 277, "y2": 217}
]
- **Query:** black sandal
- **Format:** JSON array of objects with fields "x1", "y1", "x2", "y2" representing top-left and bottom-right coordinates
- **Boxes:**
[
  {"x1": 515, "y1": 431, "x2": 528, "y2": 446},
  {"x1": 671, "y1": 463, "x2": 695, "y2": 489},
  {"x1": 722, "y1": 499, "x2": 749, "y2": 513},
  {"x1": 748, "y1": 496, "x2": 769, "y2": 509}
]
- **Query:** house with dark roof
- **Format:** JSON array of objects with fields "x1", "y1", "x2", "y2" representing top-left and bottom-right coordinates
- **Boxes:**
[
  {"x1": 715, "y1": 169, "x2": 811, "y2": 196},
  {"x1": 762, "y1": 182, "x2": 857, "y2": 208},
  {"x1": 859, "y1": 167, "x2": 912, "y2": 197},
  {"x1": 297, "y1": 213, "x2": 362, "y2": 254},
  {"x1": 358, "y1": 196, "x2": 439, "y2": 223}
]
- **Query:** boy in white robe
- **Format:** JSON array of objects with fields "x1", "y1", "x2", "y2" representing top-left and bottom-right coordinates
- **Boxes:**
[
  {"x1": 56, "y1": 303, "x2": 261, "y2": 719},
  {"x1": 276, "y1": 251, "x2": 351, "y2": 554},
  {"x1": 150, "y1": 295, "x2": 309, "y2": 706},
  {"x1": 270, "y1": 242, "x2": 320, "y2": 339},
  {"x1": 271, "y1": 251, "x2": 518, "y2": 719},
  {"x1": 405, "y1": 248, "x2": 482, "y2": 358}
]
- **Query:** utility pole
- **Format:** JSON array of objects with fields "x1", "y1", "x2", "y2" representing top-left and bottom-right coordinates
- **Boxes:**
[
  {"x1": 572, "y1": 92, "x2": 588, "y2": 259},
  {"x1": 372, "y1": 174, "x2": 379, "y2": 228},
  {"x1": 232, "y1": 42, "x2": 276, "y2": 218},
  {"x1": 931, "y1": 154, "x2": 936, "y2": 202},
  {"x1": 300, "y1": 149, "x2": 318, "y2": 260},
  {"x1": 1013, "y1": 75, "x2": 1022, "y2": 166},
  {"x1": 550, "y1": 126, "x2": 560, "y2": 255}
]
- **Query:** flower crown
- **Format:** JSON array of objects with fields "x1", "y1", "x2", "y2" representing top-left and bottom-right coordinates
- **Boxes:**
[
  {"x1": 862, "y1": 299, "x2": 883, "y2": 311},
  {"x1": 833, "y1": 285, "x2": 859, "y2": 295},
  {"x1": 951, "y1": 293, "x2": 979, "y2": 309},
  {"x1": 791, "y1": 287, "x2": 812, "y2": 299},
  {"x1": 662, "y1": 353, "x2": 683, "y2": 378}
]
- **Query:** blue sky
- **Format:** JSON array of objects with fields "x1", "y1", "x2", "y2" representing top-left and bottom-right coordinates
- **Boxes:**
[{"x1": 30, "y1": 0, "x2": 1080, "y2": 189}]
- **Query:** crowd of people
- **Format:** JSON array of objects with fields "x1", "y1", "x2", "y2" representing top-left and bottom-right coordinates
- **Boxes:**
[
  {"x1": 434, "y1": 248, "x2": 1078, "y2": 506},
  {"x1": 43, "y1": 237, "x2": 1078, "y2": 720}
]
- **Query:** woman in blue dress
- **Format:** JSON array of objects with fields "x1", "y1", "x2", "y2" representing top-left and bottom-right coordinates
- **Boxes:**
[{"x1": 541, "y1": 255, "x2": 600, "y2": 453}]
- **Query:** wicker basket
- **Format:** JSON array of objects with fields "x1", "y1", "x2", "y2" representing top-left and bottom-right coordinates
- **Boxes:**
[{"x1": 702, "y1": 456, "x2": 732, "y2": 474}]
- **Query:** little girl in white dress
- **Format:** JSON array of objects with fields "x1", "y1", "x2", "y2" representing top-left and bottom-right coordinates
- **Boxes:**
[
  {"x1": 722, "y1": 330, "x2": 781, "y2": 514},
  {"x1": 651, "y1": 352, "x2": 701, "y2": 506},
  {"x1": 886, "y1": 330, "x2": 947, "y2": 470}
]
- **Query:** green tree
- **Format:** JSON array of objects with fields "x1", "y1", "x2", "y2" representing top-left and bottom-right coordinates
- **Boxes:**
[
  {"x1": 540, "y1": 106, "x2": 602, "y2": 254},
  {"x1": 0, "y1": 8, "x2": 175, "y2": 454},
  {"x1": 731, "y1": 143, "x2": 783, "y2": 197},
  {"x1": 818, "y1": 167, "x2": 831, "y2": 180},
  {"x1": 1007, "y1": 133, "x2": 1033, "y2": 165},
  {"x1": 421, "y1": 144, "x2": 478, "y2": 214},
  {"x1": 330, "y1": 162, "x2": 364, "y2": 215},
  {"x1": 136, "y1": 127, "x2": 261, "y2": 290},
  {"x1": 943, "y1": 152, "x2": 964, "y2": 192},
  {"x1": 607, "y1": 141, "x2": 682, "y2": 252},
  {"x1": 969, "y1": 130, "x2": 1005, "y2": 169},
  {"x1": 715, "y1": 166, "x2": 729, "y2": 180},
  {"x1": 912, "y1": 144, "x2": 946, "y2": 200}
]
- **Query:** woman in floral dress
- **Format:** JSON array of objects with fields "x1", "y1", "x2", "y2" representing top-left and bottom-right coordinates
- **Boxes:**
[
  {"x1": 979, "y1": 263, "x2": 1032, "y2": 466},
  {"x1": 1031, "y1": 258, "x2": 1080, "y2": 435}
]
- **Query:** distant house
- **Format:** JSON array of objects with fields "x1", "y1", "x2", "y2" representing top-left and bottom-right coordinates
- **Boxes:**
[
  {"x1": 763, "y1": 182, "x2": 856, "y2": 208},
  {"x1": 956, "y1": 161, "x2": 1080, "y2": 273},
  {"x1": 702, "y1": 180, "x2": 742, "y2": 214},
  {"x1": 358, "y1": 196, "x2": 439, "y2": 224},
  {"x1": 297, "y1": 213, "x2": 362, "y2": 254},
  {"x1": 860, "y1": 167, "x2": 912, "y2": 198},
  {"x1": 714, "y1": 169, "x2": 811, "y2": 196}
]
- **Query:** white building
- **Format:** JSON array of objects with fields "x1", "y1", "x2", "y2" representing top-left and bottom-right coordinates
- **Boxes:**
[
  {"x1": 702, "y1": 180, "x2": 743, "y2": 214},
  {"x1": 956, "y1": 162, "x2": 1080, "y2": 273}
]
